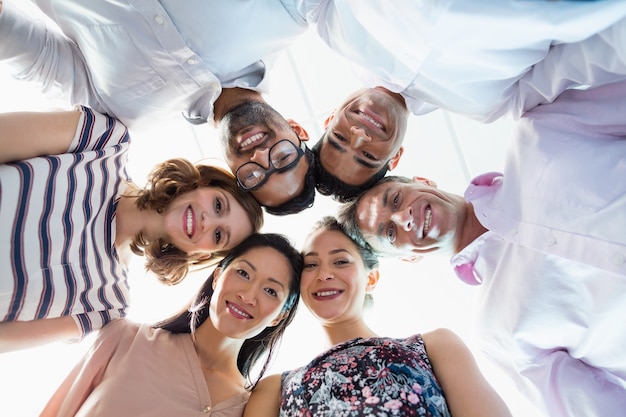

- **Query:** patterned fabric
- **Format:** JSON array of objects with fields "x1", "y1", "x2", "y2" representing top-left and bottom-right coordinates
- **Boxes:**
[
  {"x1": 0, "y1": 106, "x2": 131, "y2": 337},
  {"x1": 280, "y1": 335, "x2": 451, "y2": 417}
]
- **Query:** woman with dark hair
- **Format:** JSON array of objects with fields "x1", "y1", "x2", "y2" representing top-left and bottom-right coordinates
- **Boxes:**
[
  {"x1": 39, "y1": 233, "x2": 302, "y2": 416},
  {"x1": 0, "y1": 107, "x2": 263, "y2": 352},
  {"x1": 245, "y1": 217, "x2": 510, "y2": 417}
]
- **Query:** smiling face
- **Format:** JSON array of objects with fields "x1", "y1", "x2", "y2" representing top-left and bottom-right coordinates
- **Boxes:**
[
  {"x1": 208, "y1": 246, "x2": 292, "y2": 339},
  {"x1": 300, "y1": 229, "x2": 376, "y2": 325},
  {"x1": 163, "y1": 187, "x2": 254, "y2": 255},
  {"x1": 355, "y1": 178, "x2": 468, "y2": 256},
  {"x1": 319, "y1": 87, "x2": 409, "y2": 186},
  {"x1": 218, "y1": 101, "x2": 310, "y2": 207}
]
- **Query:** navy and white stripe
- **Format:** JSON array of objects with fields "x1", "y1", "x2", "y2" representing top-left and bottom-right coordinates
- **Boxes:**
[{"x1": 0, "y1": 107, "x2": 132, "y2": 336}]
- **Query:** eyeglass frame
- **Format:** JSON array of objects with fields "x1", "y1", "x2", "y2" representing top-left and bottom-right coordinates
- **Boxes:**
[{"x1": 235, "y1": 139, "x2": 307, "y2": 191}]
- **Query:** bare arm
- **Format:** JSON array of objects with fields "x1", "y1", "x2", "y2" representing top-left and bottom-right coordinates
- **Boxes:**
[
  {"x1": 0, "y1": 110, "x2": 80, "y2": 163},
  {"x1": 0, "y1": 316, "x2": 81, "y2": 353},
  {"x1": 244, "y1": 373, "x2": 282, "y2": 417},
  {"x1": 423, "y1": 328, "x2": 512, "y2": 417}
]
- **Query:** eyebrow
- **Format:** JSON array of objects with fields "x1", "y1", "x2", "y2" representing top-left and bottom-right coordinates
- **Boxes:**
[
  {"x1": 303, "y1": 248, "x2": 351, "y2": 258},
  {"x1": 376, "y1": 187, "x2": 392, "y2": 238},
  {"x1": 219, "y1": 190, "x2": 232, "y2": 248},
  {"x1": 327, "y1": 135, "x2": 381, "y2": 170}
]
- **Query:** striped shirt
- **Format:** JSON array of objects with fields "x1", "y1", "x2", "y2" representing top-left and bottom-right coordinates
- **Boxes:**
[{"x1": 0, "y1": 106, "x2": 131, "y2": 337}]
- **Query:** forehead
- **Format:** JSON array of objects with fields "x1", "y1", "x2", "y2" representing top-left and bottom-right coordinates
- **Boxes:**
[
  {"x1": 356, "y1": 182, "x2": 395, "y2": 231},
  {"x1": 232, "y1": 246, "x2": 292, "y2": 280},
  {"x1": 303, "y1": 229, "x2": 352, "y2": 253}
]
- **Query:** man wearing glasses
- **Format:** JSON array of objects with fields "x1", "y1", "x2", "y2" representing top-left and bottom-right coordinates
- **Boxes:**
[{"x1": 214, "y1": 87, "x2": 315, "y2": 216}]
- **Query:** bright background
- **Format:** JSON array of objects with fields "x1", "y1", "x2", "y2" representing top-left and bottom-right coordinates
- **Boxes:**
[{"x1": 0, "y1": 4, "x2": 544, "y2": 416}]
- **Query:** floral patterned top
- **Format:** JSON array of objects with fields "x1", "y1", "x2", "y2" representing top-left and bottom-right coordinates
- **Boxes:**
[{"x1": 280, "y1": 334, "x2": 451, "y2": 417}]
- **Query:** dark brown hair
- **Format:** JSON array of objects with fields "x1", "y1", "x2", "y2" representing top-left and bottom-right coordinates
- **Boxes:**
[{"x1": 154, "y1": 233, "x2": 303, "y2": 388}]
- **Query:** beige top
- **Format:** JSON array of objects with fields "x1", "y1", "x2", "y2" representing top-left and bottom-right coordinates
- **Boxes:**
[{"x1": 40, "y1": 319, "x2": 249, "y2": 417}]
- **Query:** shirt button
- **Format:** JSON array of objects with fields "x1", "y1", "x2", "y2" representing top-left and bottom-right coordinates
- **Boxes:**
[
  {"x1": 546, "y1": 237, "x2": 557, "y2": 247},
  {"x1": 202, "y1": 405, "x2": 211, "y2": 413},
  {"x1": 187, "y1": 58, "x2": 197, "y2": 65},
  {"x1": 154, "y1": 15, "x2": 164, "y2": 25},
  {"x1": 613, "y1": 254, "x2": 625, "y2": 265}
]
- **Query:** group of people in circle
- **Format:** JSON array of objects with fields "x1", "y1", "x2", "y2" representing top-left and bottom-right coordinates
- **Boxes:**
[{"x1": 2, "y1": 1, "x2": 626, "y2": 416}]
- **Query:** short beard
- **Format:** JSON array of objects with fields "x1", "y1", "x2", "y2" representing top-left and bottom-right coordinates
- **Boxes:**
[{"x1": 218, "y1": 101, "x2": 286, "y2": 151}]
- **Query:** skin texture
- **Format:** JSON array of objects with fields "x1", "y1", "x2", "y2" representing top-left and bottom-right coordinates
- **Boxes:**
[
  {"x1": 244, "y1": 227, "x2": 511, "y2": 417},
  {"x1": 215, "y1": 88, "x2": 310, "y2": 207},
  {"x1": 161, "y1": 187, "x2": 253, "y2": 255},
  {"x1": 319, "y1": 87, "x2": 409, "y2": 186},
  {"x1": 355, "y1": 177, "x2": 487, "y2": 256}
]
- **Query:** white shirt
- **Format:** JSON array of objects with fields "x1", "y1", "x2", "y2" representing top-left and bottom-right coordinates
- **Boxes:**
[
  {"x1": 311, "y1": 0, "x2": 626, "y2": 121},
  {"x1": 0, "y1": 0, "x2": 311, "y2": 129},
  {"x1": 451, "y1": 81, "x2": 626, "y2": 416}
]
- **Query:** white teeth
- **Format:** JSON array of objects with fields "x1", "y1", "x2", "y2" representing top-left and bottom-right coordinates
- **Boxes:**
[
  {"x1": 358, "y1": 111, "x2": 383, "y2": 129},
  {"x1": 229, "y1": 303, "x2": 251, "y2": 318},
  {"x1": 315, "y1": 290, "x2": 340, "y2": 297},
  {"x1": 423, "y1": 207, "x2": 432, "y2": 237},
  {"x1": 186, "y1": 207, "x2": 193, "y2": 237},
  {"x1": 239, "y1": 132, "x2": 264, "y2": 148}
]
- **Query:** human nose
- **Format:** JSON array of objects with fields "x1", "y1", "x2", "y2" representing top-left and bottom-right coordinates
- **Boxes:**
[
  {"x1": 237, "y1": 286, "x2": 257, "y2": 306},
  {"x1": 249, "y1": 147, "x2": 271, "y2": 168},
  {"x1": 316, "y1": 266, "x2": 334, "y2": 282},
  {"x1": 391, "y1": 207, "x2": 414, "y2": 231},
  {"x1": 349, "y1": 126, "x2": 372, "y2": 149}
]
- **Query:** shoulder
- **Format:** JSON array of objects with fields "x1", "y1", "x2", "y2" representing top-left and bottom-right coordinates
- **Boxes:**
[
  {"x1": 244, "y1": 373, "x2": 283, "y2": 417},
  {"x1": 253, "y1": 373, "x2": 283, "y2": 394},
  {"x1": 421, "y1": 328, "x2": 468, "y2": 358}
]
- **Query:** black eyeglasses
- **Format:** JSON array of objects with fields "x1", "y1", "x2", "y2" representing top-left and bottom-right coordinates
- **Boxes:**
[{"x1": 235, "y1": 139, "x2": 306, "y2": 191}]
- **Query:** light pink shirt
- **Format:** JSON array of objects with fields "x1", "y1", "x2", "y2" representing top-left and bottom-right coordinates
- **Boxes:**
[
  {"x1": 451, "y1": 81, "x2": 626, "y2": 416},
  {"x1": 41, "y1": 319, "x2": 249, "y2": 417}
]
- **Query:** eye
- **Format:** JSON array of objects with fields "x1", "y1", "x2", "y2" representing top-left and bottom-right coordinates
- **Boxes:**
[
  {"x1": 392, "y1": 191, "x2": 401, "y2": 208},
  {"x1": 334, "y1": 132, "x2": 348, "y2": 142},
  {"x1": 334, "y1": 259, "x2": 350, "y2": 266},
  {"x1": 214, "y1": 197, "x2": 223, "y2": 214},
  {"x1": 362, "y1": 151, "x2": 378, "y2": 161},
  {"x1": 264, "y1": 287, "x2": 278, "y2": 297},
  {"x1": 303, "y1": 261, "x2": 318, "y2": 269},
  {"x1": 386, "y1": 224, "x2": 396, "y2": 244},
  {"x1": 237, "y1": 268, "x2": 250, "y2": 279},
  {"x1": 214, "y1": 228, "x2": 222, "y2": 245}
]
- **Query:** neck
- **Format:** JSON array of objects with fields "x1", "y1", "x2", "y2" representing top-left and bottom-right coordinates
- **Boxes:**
[
  {"x1": 213, "y1": 87, "x2": 264, "y2": 124},
  {"x1": 454, "y1": 202, "x2": 489, "y2": 253},
  {"x1": 321, "y1": 317, "x2": 378, "y2": 347},
  {"x1": 115, "y1": 187, "x2": 162, "y2": 249},
  {"x1": 192, "y1": 319, "x2": 244, "y2": 374}
]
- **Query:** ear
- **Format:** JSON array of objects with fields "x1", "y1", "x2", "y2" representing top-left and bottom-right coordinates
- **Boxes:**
[
  {"x1": 192, "y1": 252, "x2": 213, "y2": 262},
  {"x1": 386, "y1": 146, "x2": 404, "y2": 171},
  {"x1": 269, "y1": 310, "x2": 289, "y2": 327},
  {"x1": 399, "y1": 254, "x2": 424, "y2": 263},
  {"x1": 365, "y1": 269, "x2": 380, "y2": 293},
  {"x1": 412, "y1": 176, "x2": 437, "y2": 188},
  {"x1": 323, "y1": 110, "x2": 336, "y2": 129},
  {"x1": 211, "y1": 266, "x2": 223, "y2": 290},
  {"x1": 287, "y1": 119, "x2": 309, "y2": 142}
]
